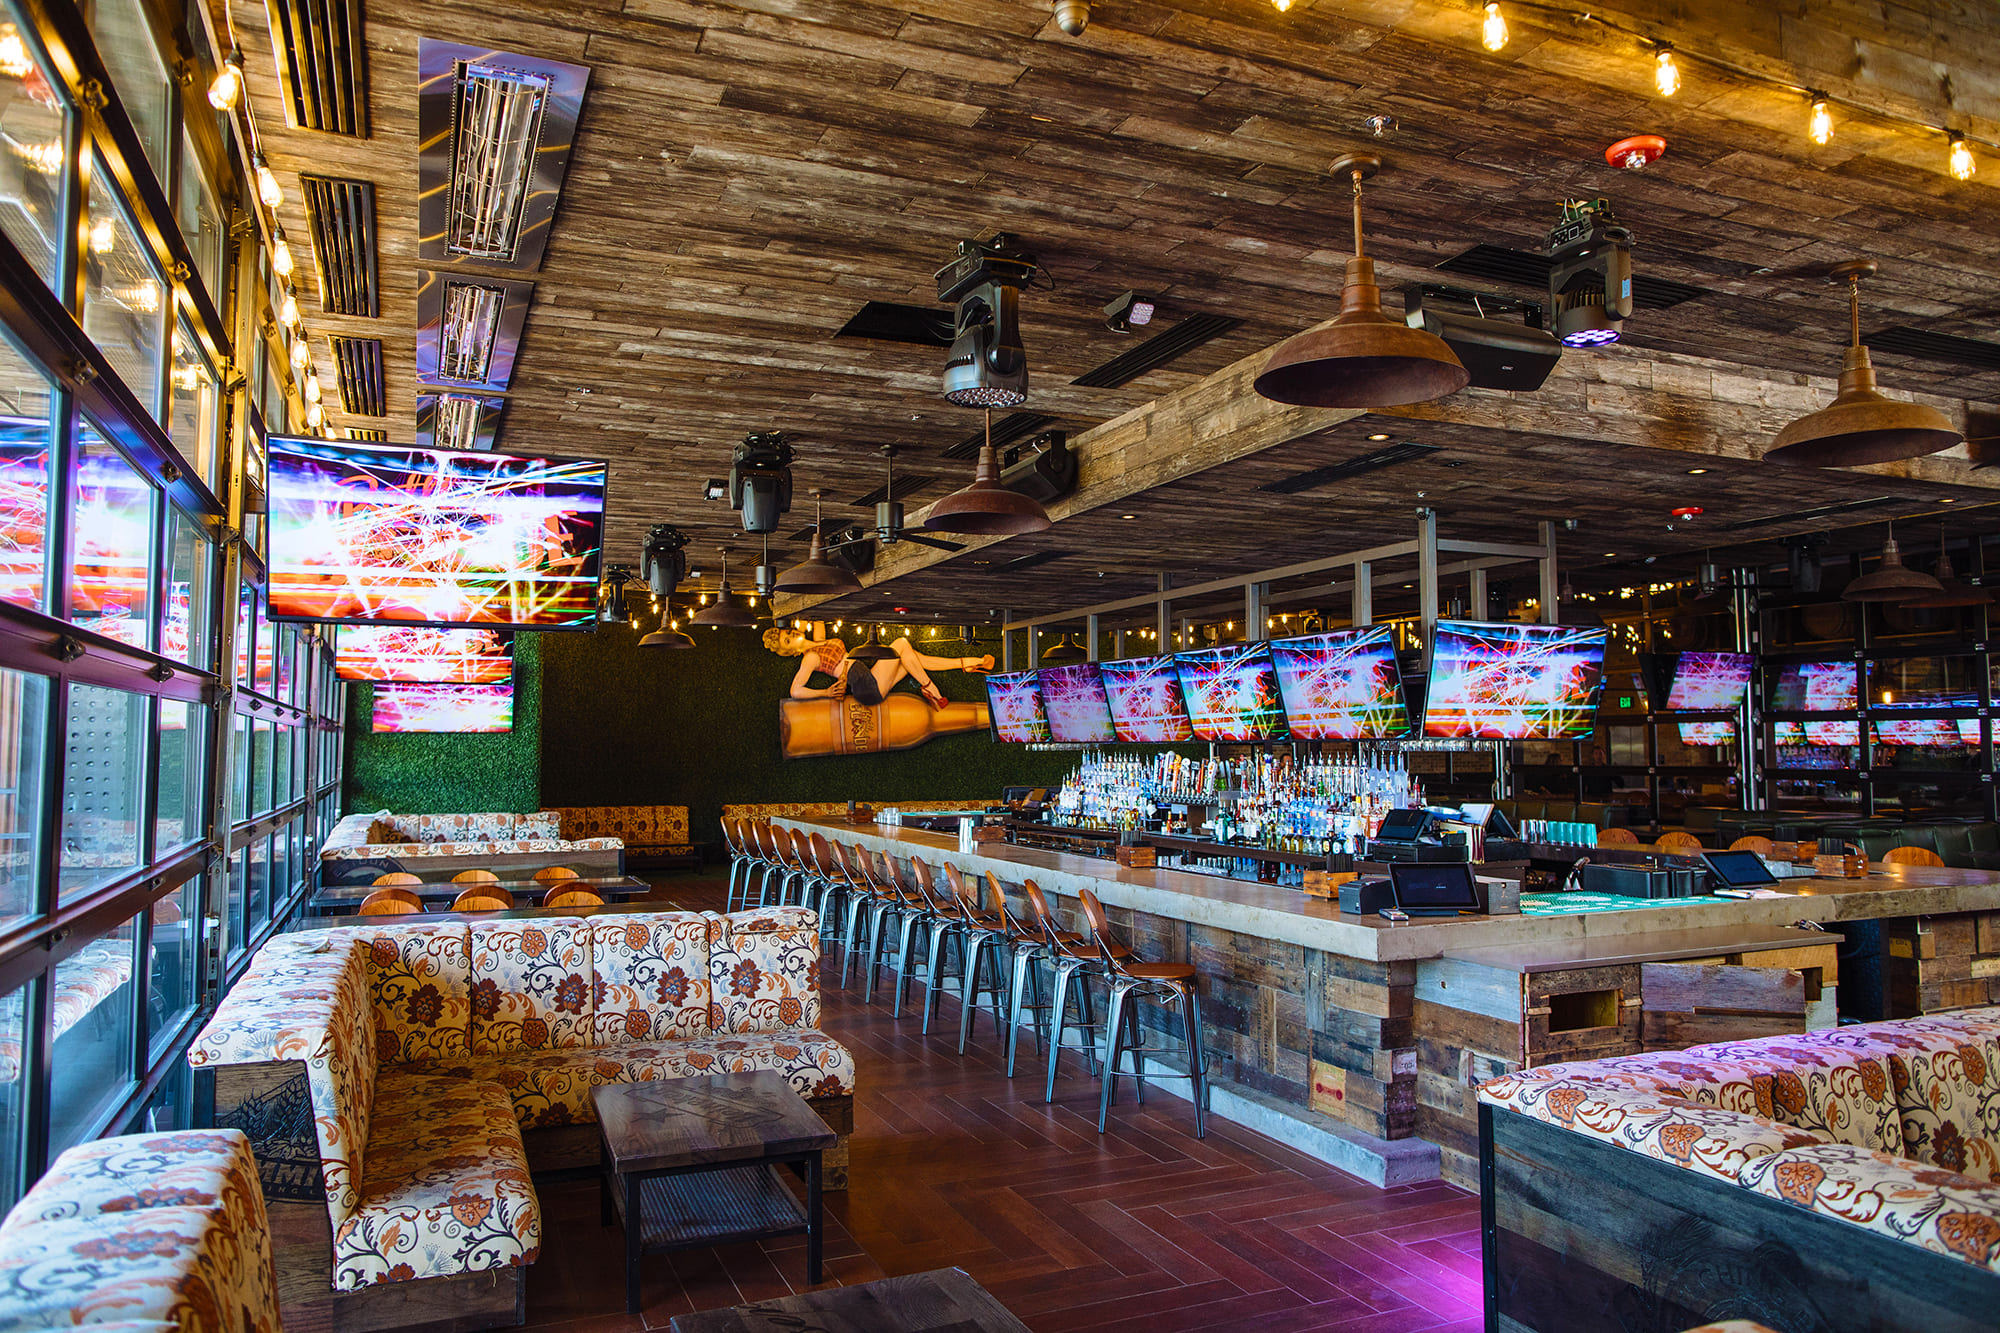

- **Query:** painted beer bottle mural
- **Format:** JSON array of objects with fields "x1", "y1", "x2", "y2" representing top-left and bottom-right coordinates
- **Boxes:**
[{"x1": 766, "y1": 627, "x2": 992, "y2": 758}]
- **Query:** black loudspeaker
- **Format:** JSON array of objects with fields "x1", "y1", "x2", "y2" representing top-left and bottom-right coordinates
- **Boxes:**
[
  {"x1": 1340, "y1": 877, "x2": 1396, "y2": 915},
  {"x1": 999, "y1": 432, "x2": 1077, "y2": 504}
]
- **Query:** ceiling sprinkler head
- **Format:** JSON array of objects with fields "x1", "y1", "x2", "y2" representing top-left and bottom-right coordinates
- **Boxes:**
[{"x1": 1053, "y1": 0, "x2": 1088, "y2": 36}]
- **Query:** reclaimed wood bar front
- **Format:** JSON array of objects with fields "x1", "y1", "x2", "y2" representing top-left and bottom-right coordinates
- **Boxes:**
[{"x1": 777, "y1": 817, "x2": 2000, "y2": 1187}]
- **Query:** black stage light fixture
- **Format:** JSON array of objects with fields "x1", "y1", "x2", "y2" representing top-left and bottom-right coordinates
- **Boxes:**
[
  {"x1": 1103, "y1": 291, "x2": 1157, "y2": 332},
  {"x1": 1788, "y1": 536, "x2": 1826, "y2": 594},
  {"x1": 727, "y1": 432, "x2": 794, "y2": 533},
  {"x1": 702, "y1": 477, "x2": 727, "y2": 502},
  {"x1": 600, "y1": 565, "x2": 632, "y2": 624},
  {"x1": 1402, "y1": 285, "x2": 1561, "y2": 391},
  {"x1": 937, "y1": 233, "x2": 1038, "y2": 408},
  {"x1": 1547, "y1": 198, "x2": 1634, "y2": 349},
  {"x1": 640, "y1": 524, "x2": 690, "y2": 596},
  {"x1": 998, "y1": 431, "x2": 1078, "y2": 505}
]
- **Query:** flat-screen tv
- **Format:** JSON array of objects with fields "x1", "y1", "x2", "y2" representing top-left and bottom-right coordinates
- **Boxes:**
[
  {"x1": 1771, "y1": 661, "x2": 1859, "y2": 712},
  {"x1": 336, "y1": 625, "x2": 514, "y2": 683},
  {"x1": 1269, "y1": 626, "x2": 1410, "y2": 740},
  {"x1": 1872, "y1": 716, "x2": 1981, "y2": 746},
  {"x1": 1100, "y1": 656, "x2": 1194, "y2": 743},
  {"x1": 1774, "y1": 718, "x2": 1861, "y2": 747},
  {"x1": 371, "y1": 681, "x2": 514, "y2": 733},
  {"x1": 984, "y1": 670, "x2": 1050, "y2": 744},
  {"x1": 1423, "y1": 620, "x2": 1608, "y2": 740},
  {"x1": 266, "y1": 437, "x2": 609, "y2": 629},
  {"x1": 1676, "y1": 720, "x2": 1736, "y2": 746},
  {"x1": 1173, "y1": 644, "x2": 1288, "y2": 743},
  {"x1": 1668, "y1": 651, "x2": 1754, "y2": 711},
  {"x1": 1037, "y1": 662, "x2": 1116, "y2": 744}
]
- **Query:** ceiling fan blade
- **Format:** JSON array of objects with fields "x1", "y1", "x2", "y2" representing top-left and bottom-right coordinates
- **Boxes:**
[{"x1": 900, "y1": 533, "x2": 966, "y2": 552}]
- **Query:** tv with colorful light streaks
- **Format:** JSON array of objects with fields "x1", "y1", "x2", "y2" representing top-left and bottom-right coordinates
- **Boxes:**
[
  {"x1": 1173, "y1": 644, "x2": 1288, "y2": 743},
  {"x1": 1037, "y1": 662, "x2": 1116, "y2": 744},
  {"x1": 1100, "y1": 656, "x2": 1194, "y2": 743},
  {"x1": 984, "y1": 671, "x2": 1050, "y2": 744},
  {"x1": 0, "y1": 414, "x2": 48, "y2": 615},
  {"x1": 1676, "y1": 720, "x2": 1736, "y2": 746},
  {"x1": 266, "y1": 437, "x2": 608, "y2": 629},
  {"x1": 1269, "y1": 627, "x2": 1410, "y2": 740},
  {"x1": 371, "y1": 682, "x2": 514, "y2": 733},
  {"x1": 1423, "y1": 620, "x2": 1607, "y2": 740},
  {"x1": 336, "y1": 625, "x2": 514, "y2": 683},
  {"x1": 1667, "y1": 652, "x2": 1754, "y2": 712},
  {"x1": 1771, "y1": 661, "x2": 1859, "y2": 712}
]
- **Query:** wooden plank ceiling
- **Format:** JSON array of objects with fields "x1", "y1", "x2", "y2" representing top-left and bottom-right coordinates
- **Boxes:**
[{"x1": 217, "y1": 0, "x2": 2000, "y2": 621}]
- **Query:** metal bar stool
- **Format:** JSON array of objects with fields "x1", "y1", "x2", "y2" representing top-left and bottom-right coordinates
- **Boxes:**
[
  {"x1": 1022, "y1": 880, "x2": 1110, "y2": 1102},
  {"x1": 770, "y1": 826, "x2": 811, "y2": 906},
  {"x1": 907, "y1": 857, "x2": 972, "y2": 1035},
  {"x1": 860, "y1": 849, "x2": 922, "y2": 1005},
  {"x1": 722, "y1": 818, "x2": 757, "y2": 911},
  {"x1": 832, "y1": 842, "x2": 884, "y2": 991},
  {"x1": 988, "y1": 873, "x2": 1058, "y2": 1077},
  {"x1": 1078, "y1": 887, "x2": 1210, "y2": 1139},
  {"x1": 943, "y1": 864, "x2": 1011, "y2": 1052},
  {"x1": 959, "y1": 870, "x2": 1038, "y2": 1059},
  {"x1": 804, "y1": 832, "x2": 850, "y2": 942},
  {"x1": 879, "y1": 853, "x2": 945, "y2": 1018},
  {"x1": 746, "y1": 822, "x2": 782, "y2": 907}
]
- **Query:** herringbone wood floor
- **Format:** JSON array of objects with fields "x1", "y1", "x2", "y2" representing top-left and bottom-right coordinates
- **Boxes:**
[{"x1": 520, "y1": 875, "x2": 1483, "y2": 1332}]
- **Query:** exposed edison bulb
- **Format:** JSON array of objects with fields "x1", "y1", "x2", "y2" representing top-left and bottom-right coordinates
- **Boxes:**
[
  {"x1": 271, "y1": 231, "x2": 294, "y2": 277},
  {"x1": 289, "y1": 337, "x2": 310, "y2": 370},
  {"x1": 306, "y1": 402, "x2": 324, "y2": 429},
  {"x1": 15, "y1": 140, "x2": 60, "y2": 176},
  {"x1": 121, "y1": 280, "x2": 159, "y2": 314},
  {"x1": 278, "y1": 290, "x2": 299, "y2": 328},
  {"x1": 0, "y1": 28, "x2": 31, "y2": 79},
  {"x1": 1808, "y1": 96, "x2": 1833, "y2": 146},
  {"x1": 255, "y1": 157, "x2": 283, "y2": 210},
  {"x1": 87, "y1": 214, "x2": 114, "y2": 254},
  {"x1": 207, "y1": 50, "x2": 244, "y2": 111},
  {"x1": 303, "y1": 374, "x2": 321, "y2": 404},
  {"x1": 172, "y1": 364, "x2": 200, "y2": 393},
  {"x1": 1949, "y1": 132, "x2": 1976, "y2": 181},
  {"x1": 1653, "y1": 47, "x2": 1680, "y2": 97},
  {"x1": 1481, "y1": 2, "x2": 1507, "y2": 51},
  {"x1": 1272, "y1": 0, "x2": 1292, "y2": 10}
]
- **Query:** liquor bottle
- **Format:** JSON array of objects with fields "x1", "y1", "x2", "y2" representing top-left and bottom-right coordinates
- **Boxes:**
[{"x1": 779, "y1": 695, "x2": 990, "y2": 757}]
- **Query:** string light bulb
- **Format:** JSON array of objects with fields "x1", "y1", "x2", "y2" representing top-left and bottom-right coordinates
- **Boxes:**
[
  {"x1": 1809, "y1": 94, "x2": 1833, "y2": 146},
  {"x1": 0, "y1": 31, "x2": 32, "y2": 79},
  {"x1": 305, "y1": 402, "x2": 324, "y2": 429},
  {"x1": 254, "y1": 156, "x2": 283, "y2": 209},
  {"x1": 278, "y1": 289, "x2": 299, "y2": 328},
  {"x1": 271, "y1": 228, "x2": 294, "y2": 277},
  {"x1": 1653, "y1": 45, "x2": 1680, "y2": 97},
  {"x1": 1949, "y1": 131, "x2": 1975, "y2": 181},
  {"x1": 207, "y1": 48, "x2": 244, "y2": 111},
  {"x1": 1481, "y1": 2, "x2": 1507, "y2": 51},
  {"x1": 289, "y1": 336, "x2": 310, "y2": 370},
  {"x1": 1272, "y1": 0, "x2": 1292, "y2": 10},
  {"x1": 303, "y1": 373, "x2": 321, "y2": 404}
]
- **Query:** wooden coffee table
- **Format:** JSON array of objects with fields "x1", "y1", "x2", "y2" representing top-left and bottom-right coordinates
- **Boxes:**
[
  {"x1": 593, "y1": 1071, "x2": 837, "y2": 1313},
  {"x1": 667, "y1": 1267, "x2": 1032, "y2": 1332}
]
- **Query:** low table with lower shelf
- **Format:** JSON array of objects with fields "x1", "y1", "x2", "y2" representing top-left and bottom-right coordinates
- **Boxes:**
[{"x1": 668, "y1": 1267, "x2": 1031, "y2": 1332}]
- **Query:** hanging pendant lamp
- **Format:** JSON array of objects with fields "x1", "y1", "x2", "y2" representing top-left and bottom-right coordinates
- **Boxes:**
[
  {"x1": 1040, "y1": 632, "x2": 1088, "y2": 662},
  {"x1": 1841, "y1": 522, "x2": 1945, "y2": 602},
  {"x1": 640, "y1": 599, "x2": 697, "y2": 648},
  {"x1": 1254, "y1": 154, "x2": 1470, "y2": 408},
  {"x1": 849, "y1": 623, "x2": 896, "y2": 663},
  {"x1": 692, "y1": 549, "x2": 759, "y2": 626},
  {"x1": 921, "y1": 409, "x2": 1052, "y2": 535},
  {"x1": 1766, "y1": 260, "x2": 1962, "y2": 466},
  {"x1": 775, "y1": 491, "x2": 863, "y2": 594},
  {"x1": 1910, "y1": 529, "x2": 1992, "y2": 607}
]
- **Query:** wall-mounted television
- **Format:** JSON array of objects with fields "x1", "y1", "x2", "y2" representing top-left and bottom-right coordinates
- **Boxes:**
[
  {"x1": 1668, "y1": 651, "x2": 1754, "y2": 712},
  {"x1": 1872, "y1": 716, "x2": 1980, "y2": 747},
  {"x1": 1269, "y1": 626, "x2": 1410, "y2": 740},
  {"x1": 371, "y1": 681, "x2": 515, "y2": 733},
  {"x1": 1423, "y1": 620, "x2": 1608, "y2": 740},
  {"x1": 1676, "y1": 720, "x2": 1736, "y2": 746},
  {"x1": 336, "y1": 625, "x2": 514, "y2": 683},
  {"x1": 1771, "y1": 661, "x2": 1859, "y2": 712},
  {"x1": 266, "y1": 437, "x2": 609, "y2": 629},
  {"x1": 1173, "y1": 644, "x2": 1288, "y2": 743},
  {"x1": 1100, "y1": 656, "x2": 1194, "y2": 743},
  {"x1": 1774, "y1": 719, "x2": 1861, "y2": 747},
  {"x1": 984, "y1": 670, "x2": 1050, "y2": 744},
  {"x1": 1037, "y1": 662, "x2": 1116, "y2": 744}
]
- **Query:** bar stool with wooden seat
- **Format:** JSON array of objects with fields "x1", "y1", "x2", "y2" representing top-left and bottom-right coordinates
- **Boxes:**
[
  {"x1": 722, "y1": 818, "x2": 756, "y2": 911},
  {"x1": 744, "y1": 822, "x2": 782, "y2": 906},
  {"x1": 832, "y1": 842, "x2": 887, "y2": 993},
  {"x1": 452, "y1": 869, "x2": 501, "y2": 883},
  {"x1": 963, "y1": 871, "x2": 1046, "y2": 1062},
  {"x1": 1078, "y1": 887, "x2": 1210, "y2": 1139},
  {"x1": 766, "y1": 826, "x2": 811, "y2": 907},
  {"x1": 941, "y1": 865, "x2": 1011, "y2": 1051},
  {"x1": 371, "y1": 872, "x2": 423, "y2": 886},
  {"x1": 1883, "y1": 845, "x2": 1945, "y2": 867},
  {"x1": 1595, "y1": 827, "x2": 1639, "y2": 846},
  {"x1": 903, "y1": 858, "x2": 971, "y2": 1033},
  {"x1": 451, "y1": 886, "x2": 513, "y2": 912},
  {"x1": 1728, "y1": 835, "x2": 1775, "y2": 855},
  {"x1": 1022, "y1": 881, "x2": 1110, "y2": 1101},
  {"x1": 542, "y1": 885, "x2": 606, "y2": 908},
  {"x1": 1655, "y1": 831, "x2": 1704, "y2": 855},
  {"x1": 359, "y1": 887, "x2": 423, "y2": 915},
  {"x1": 533, "y1": 865, "x2": 581, "y2": 883},
  {"x1": 804, "y1": 833, "x2": 852, "y2": 940},
  {"x1": 857, "y1": 849, "x2": 923, "y2": 1004}
]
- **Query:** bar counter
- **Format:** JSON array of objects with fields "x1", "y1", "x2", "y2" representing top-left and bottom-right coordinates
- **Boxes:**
[{"x1": 776, "y1": 816, "x2": 2000, "y2": 1187}]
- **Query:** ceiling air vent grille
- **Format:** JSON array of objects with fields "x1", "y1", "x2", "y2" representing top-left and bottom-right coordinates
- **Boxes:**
[
  {"x1": 1260, "y1": 441, "x2": 1441, "y2": 495},
  {"x1": 992, "y1": 549, "x2": 1071, "y2": 574},
  {"x1": 1071, "y1": 314, "x2": 1245, "y2": 388},
  {"x1": 944, "y1": 412, "x2": 1054, "y2": 461},
  {"x1": 1720, "y1": 495, "x2": 1914, "y2": 532},
  {"x1": 299, "y1": 175, "x2": 377, "y2": 317},
  {"x1": 328, "y1": 336, "x2": 385, "y2": 417},
  {"x1": 850, "y1": 475, "x2": 937, "y2": 508},
  {"x1": 1866, "y1": 326, "x2": 2000, "y2": 372},
  {"x1": 1436, "y1": 244, "x2": 1708, "y2": 310},
  {"x1": 346, "y1": 428, "x2": 388, "y2": 441},
  {"x1": 835, "y1": 301, "x2": 953, "y2": 347},
  {"x1": 266, "y1": 0, "x2": 369, "y2": 135}
]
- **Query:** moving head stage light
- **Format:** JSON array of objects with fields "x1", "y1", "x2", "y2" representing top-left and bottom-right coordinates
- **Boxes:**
[
  {"x1": 726, "y1": 432, "x2": 794, "y2": 533},
  {"x1": 937, "y1": 233, "x2": 1039, "y2": 408},
  {"x1": 641, "y1": 523, "x2": 690, "y2": 595},
  {"x1": 1547, "y1": 198, "x2": 1634, "y2": 348}
]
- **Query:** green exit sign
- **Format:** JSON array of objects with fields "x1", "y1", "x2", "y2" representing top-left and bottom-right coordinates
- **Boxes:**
[{"x1": 1619, "y1": 696, "x2": 1634, "y2": 708}]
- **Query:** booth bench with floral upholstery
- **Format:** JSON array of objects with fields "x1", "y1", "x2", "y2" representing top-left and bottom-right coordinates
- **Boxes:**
[
  {"x1": 543, "y1": 805, "x2": 700, "y2": 870},
  {"x1": 1478, "y1": 1008, "x2": 2000, "y2": 1333},
  {"x1": 189, "y1": 907, "x2": 852, "y2": 1333},
  {"x1": 318, "y1": 811, "x2": 624, "y2": 885}
]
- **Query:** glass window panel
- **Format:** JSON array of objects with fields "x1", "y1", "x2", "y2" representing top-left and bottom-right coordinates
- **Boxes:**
[
  {"x1": 47, "y1": 916, "x2": 139, "y2": 1159},
  {"x1": 147, "y1": 876, "x2": 196, "y2": 1059},
  {"x1": 229, "y1": 710, "x2": 246, "y2": 824},
  {"x1": 251, "y1": 715, "x2": 272, "y2": 816},
  {"x1": 60, "y1": 684, "x2": 146, "y2": 900},
  {"x1": 69, "y1": 427, "x2": 154, "y2": 648},
  {"x1": 254, "y1": 605, "x2": 273, "y2": 693},
  {"x1": 0, "y1": 669, "x2": 47, "y2": 928},
  {"x1": 87, "y1": 0, "x2": 169, "y2": 178},
  {"x1": 164, "y1": 509, "x2": 209, "y2": 668},
  {"x1": 224, "y1": 845, "x2": 243, "y2": 960},
  {"x1": 174, "y1": 131, "x2": 224, "y2": 304},
  {"x1": 82, "y1": 156, "x2": 166, "y2": 417},
  {"x1": 234, "y1": 581, "x2": 251, "y2": 687},
  {"x1": 169, "y1": 323, "x2": 219, "y2": 491},
  {"x1": 272, "y1": 823, "x2": 290, "y2": 908},
  {"x1": 275, "y1": 625, "x2": 294, "y2": 702},
  {"x1": 0, "y1": 980, "x2": 23, "y2": 1209},
  {"x1": 0, "y1": 14, "x2": 65, "y2": 286},
  {"x1": 155, "y1": 699, "x2": 204, "y2": 853},
  {"x1": 246, "y1": 831, "x2": 269, "y2": 930},
  {"x1": 0, "y1": 334, "x2": 53, "y2": 612},
  {"x1": 271, "y1": 721, "x2": 290, "y2": 808}
]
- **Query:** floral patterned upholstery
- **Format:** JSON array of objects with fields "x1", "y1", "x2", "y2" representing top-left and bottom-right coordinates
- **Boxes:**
[
  {"x1": 590, "y1": 915, "x2": 709, "y2": 1044},
  {"x1": 546, "y1": 806, "x2": 693, "y2": 854},
  {"x1": 1674, "y1": 1036, "x2": 1907, "y2": 1154},
  {"x1": 0, "y1": 1130, "x2": 278, "y2": 1333},
  {"x1": 1679, "y1": 1324, "x2": 1781, "y2": 1333},
  {"x1": 1737, "y1": 1143, "x2": 2000, "y2": 1273},
  {"x1": 708, "y1": 908, "x2": 821, "y2": 1034},
  {"x1": 332, "y1": 1073, "x2": 539, "y2": 1291},
  {"x1": 318, "y1": 810, "x2": 621, "y2": 863},
  {"x1": 362, "y1": 923, "x2": 471, "y2": 1065},
  {"x1": 468, "y1": 920, "x2": 595, "y2": 1054},
  {"x1": 0, "y1": 940, "x2": 134, "y2": 1086}
]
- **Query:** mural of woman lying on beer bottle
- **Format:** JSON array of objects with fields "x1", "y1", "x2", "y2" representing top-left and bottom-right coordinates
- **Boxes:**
[{"x1": 765, "y1": 625, "x2": 994, "y2": 758}]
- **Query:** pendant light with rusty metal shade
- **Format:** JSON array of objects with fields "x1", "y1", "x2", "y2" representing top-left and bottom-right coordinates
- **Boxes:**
[
  {"x1": 1841, "y1": 522, "x2": 1944, "y2": 602},
  {"x1": 920, "y1": 409, "x2": 1052, "y2": 535},
  {"x1": 640, "y1": 598, "x2": 697, "y2": 648},
  {"x1": 1766, "y1": 261, "x2": 1962, "y2": 466},
  {"x1": 1910, "y1": 528, "x2": 1992, "y2": 607},
  {"x1": 849, "y1": 623, "x2": 896, "y2": 663},
  {"x1": 775, "y1": 491, "x2": 863, "y2": 594},
  {"x1": 1040, "y1": 632, "x2": 1088, "y2": 662},
  {"x1": 692, "y1": 548, "x2": 759, "y2": 627},
  {"x1": 1253, "y1": 154, "x2": 1470, "y2": 408}
]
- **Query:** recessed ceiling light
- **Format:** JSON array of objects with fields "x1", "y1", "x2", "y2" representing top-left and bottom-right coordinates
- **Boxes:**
[
  {"x1": 1366, "y1": 433, "x2": 1390, "y2": 441},
  {"x1": 1120, "y1": 513, "x2": 1136, "y2": 519},
  {"x1": 1686, "y1": 467, "x2": 1708, "y2": 475},
  {"x1": 1603, "y1": 551, "x2": 1617, "y2": 557},
  {"x1": 1941, "y1": 497, "x2": 1957, "y2": 503}
]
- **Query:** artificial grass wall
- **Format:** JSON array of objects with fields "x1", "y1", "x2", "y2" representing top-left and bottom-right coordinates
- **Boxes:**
[
  {"x1": 536, "y1": 623, "x2": 1081, "y2": 847},
  {"x1": 342, "y1": 632, "x2": 544, "y2": 814}
]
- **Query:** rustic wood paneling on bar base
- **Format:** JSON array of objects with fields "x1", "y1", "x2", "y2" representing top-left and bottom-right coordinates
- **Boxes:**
[{"x1": 1887, "y1": 913, "x2": 2000, "y2": 1015}]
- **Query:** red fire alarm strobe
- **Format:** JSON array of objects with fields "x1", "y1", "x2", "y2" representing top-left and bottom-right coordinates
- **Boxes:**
[
  {"x1": 1607, "y1": 135, "x2": 1668, "y2": 170},
  {"x1": 1672, "y1": 506, "x2": 1704, "y2": 523}
]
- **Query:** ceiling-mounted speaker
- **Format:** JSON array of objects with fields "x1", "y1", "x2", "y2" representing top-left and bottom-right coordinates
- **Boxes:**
[
  {"x1": 1403, "y1": 287, "x2": 1561, "y2": 391},
  {"x1": 825, "y1": 526, "x2": 876, "y2": 576},
  {"x1": 998, "y1": 431, "x2": 1077, "y2": 505}
]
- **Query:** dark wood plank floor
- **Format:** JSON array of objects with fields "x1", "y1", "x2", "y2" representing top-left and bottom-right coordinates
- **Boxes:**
[{"x1": 521, "y1": 874, "x2": 1482, "y2": 1332}]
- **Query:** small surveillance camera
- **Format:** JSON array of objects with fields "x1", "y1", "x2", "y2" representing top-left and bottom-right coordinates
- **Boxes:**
[{"x1": 1053, "y1": 0, "x2": 1088, "y2": 36}]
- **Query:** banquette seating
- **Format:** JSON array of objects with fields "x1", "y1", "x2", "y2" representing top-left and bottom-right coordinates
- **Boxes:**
[
  {"x1": 189, "y1": 908, "x2": 853, "y2": 1330},
  {"x1": 542, "y1": 805, "x2": 701, "y2": 870},
  {"x1": 318, "y1": 811, "x2": 625, "y2": 885}
]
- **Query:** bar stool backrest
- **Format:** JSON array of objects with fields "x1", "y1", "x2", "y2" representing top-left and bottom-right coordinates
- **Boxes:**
[
  {"x1": 533, "y1": 865, "x2": 580, "y2": 883},
  {"x1": 1655, "y1": 831, "x2": 1704, "y2": 854},
  {"x1": 908, "y1": 856, "x2": 942, "y2": 910},
  {"x1": 372, "y1": 872, "x2": 423, "y2": 886},
  {"x1": 834, "y1": 841, "x2": 868, "y2": 888},
  {"x1": 808, "y1": 832, "x2": 840, "y2": 880},
  {"x1": 360, "y1": 887, "x2": 423, "y2": 915},
  {"x1": 452, "y1": 869, "x2": 500, "y2": 883},
  {"x1": 719, "y1": 817, "x2": 741, "y2": 857},
  {"x1": 1021, "y1": 879, "x2": 1066, "y2": 951},
  {"x1": 943, "y1": 863, "x2": 980, "y2": 916},
  {"x1": 1077, "y1": 888, "x2": 1132, "y2": 974},
  {"x1": 983, "y1": 871, "x2": 1028, "y2": 935},
  {"x1": 451, "y1": 887, "x2": 512, "y2": 912},
  {"x1": 542, "y1": 886, "x2": 606, "y2": 908},
  {"x1": 1884, "y1": 845, "x2": 1945, "y2": 867},
  {"x1": 753, "y1": 822, "x2": 778, "y2": 862},
  {"x1": 1727, "y1": 835, "x2": 1774, "y2": 854}
]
